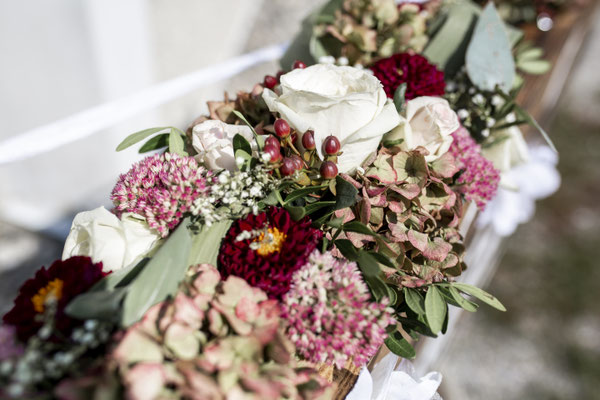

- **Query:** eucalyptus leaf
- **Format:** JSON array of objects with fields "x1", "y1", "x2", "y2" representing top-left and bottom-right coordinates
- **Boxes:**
[
  {"x1": 116, "y1": 127, "x2": 169, "y2": 152},
  {"x1": 305, "y1": 201, "x2": 336, "y2": 215},
  {"x1": 121, "y1": 219, "x2": 193, "y2": 326},
  {"x1": 425, "y1": 285, "x2": 447, "y2": 334},
  {"x1": 517, "y1": 59, "x2": 551, "y2": 75},
  {"x1": 384, "y1": 332, "x2": 416, "y2": 359},
  {"x1": 465, "y1": 2, "x2": 515, "y2": 92},
  {"x1": 452, "y1": 283, "x2": 506, "y2": 311}
]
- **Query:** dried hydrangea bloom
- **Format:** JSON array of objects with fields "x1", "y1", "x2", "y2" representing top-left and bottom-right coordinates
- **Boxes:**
[
  {"x1": 109, "y1": 264, "x2": 331, "y2": 400},
  {"x1": 449, "y1": 127, "x2": 501, "y2": 210},
  {"x1": 283, "y1": 250, "x2": 395, "y2": 369},
  {"x1": 111, "y1": 153, "x2": 212, "y2": 237},
  {"x1": 370, "y1": 53, "x2": 446, "y2": 100}
]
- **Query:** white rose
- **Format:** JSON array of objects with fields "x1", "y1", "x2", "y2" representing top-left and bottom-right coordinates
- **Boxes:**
[
  {"x1": 192, "y1": 120, "x2": 255, "y2": 171},
  {"x1": 386, "y1": 96, "x2": 460, "y2": 161},
  {"x1": 62, "y1": 207, "x2": 161, "y2": 273},
  {"x1": 481, "y1": 125, "x2": 529, "y2": 173},
  {"x1": 262, "y1": 64, "x2": 400, "y2": 173}
]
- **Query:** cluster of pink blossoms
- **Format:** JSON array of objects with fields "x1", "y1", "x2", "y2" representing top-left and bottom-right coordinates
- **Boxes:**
[
  {"x1": 111, "y1": 153, "x2": 212, "y2": 237},
  {"x1": 449, "y1": 127, "x2": 501, "y2": 210},
  {"x1": 282, "y1": 250, "x2": 395, "y2": 369}
]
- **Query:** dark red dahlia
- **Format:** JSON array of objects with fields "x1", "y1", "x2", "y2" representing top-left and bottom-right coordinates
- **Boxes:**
[
  {"x1": 370, "y1": 53, "x2": 446, "y2": 100},
  {"x1": 218, "y1": 207, "x2": 322, "y2": 299},
  {"x1": 3, "y1": 256, "x2": 107, "y2": 341}
]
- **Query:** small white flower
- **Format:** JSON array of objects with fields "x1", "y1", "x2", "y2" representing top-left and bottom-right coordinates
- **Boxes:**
[
  {"x1": 481, "y1": 129, "x2": 490, "y2": 137},
  {"x1": 457, "y1": 109, "x2": 470, "y2": 120}
]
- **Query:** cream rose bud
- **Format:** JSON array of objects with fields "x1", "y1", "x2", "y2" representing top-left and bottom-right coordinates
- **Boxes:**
[
  {"x1": 62, "y1": 207, "x2": 161, "y2": 273},
  {"x1": 385, "y1": 96, "x2": 460, "y2": 162},
  {"x1": 192, "y1": 120, "x2": 255, "y2": 171},
  {"x1": 262, "y1": 63, "x2": 400, "y2": 173}
]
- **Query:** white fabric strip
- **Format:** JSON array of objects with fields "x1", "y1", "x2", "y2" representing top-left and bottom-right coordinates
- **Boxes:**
[{"x1": 0, "y1": 42, "x2": 288, "y2": 165}]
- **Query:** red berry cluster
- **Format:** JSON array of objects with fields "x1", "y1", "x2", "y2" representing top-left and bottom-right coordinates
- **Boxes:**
[
  {"x1": 262, "y1": 118, "x2": 341, "y2": 182},
  {"x1": 263, "y1": 119, "x2": 304, "y2": 177},
  {"x1": 262, "y1": 60, "x2": 307, "y2": 90}
]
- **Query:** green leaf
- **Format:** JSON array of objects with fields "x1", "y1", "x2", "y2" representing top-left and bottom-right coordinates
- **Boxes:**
[
  {"x1": 284, "y1": 204, "x2": 307, "y2": 220},
  {"x1": 121, "y1": 219, "x2": 193, "y2": 326},
  {"x1": 385, "y1": 331, "x2": 416, "y2": 359},
  {"x1": 425, "y1": 285, "x2": 447, "y2": 334},
  {"x1": 364, "y1": 275, "x2": 390, "y2": 302},
  {"x1": 116, "y1": 127, "x2": 169, "y2": 151},
  {"x1": 513, "y1": 103, "x2": 557, "y2": 153},
  {"x1": 284, "y1": 185, "x2": 328, "y2": 205},
  {"x1": 334, "y1": 239, "x2": 359, "y2": 261},
  {"x1": 517, "y1": 59, "x2": 551, "y2": 75},
  {"x1": 168, "y1": 128, "x2": 187, "y2": 156},
  {"x1": 404, "y1": 287, "x2": 426, "y2": 315},
  {"x1": 334, "y1": 176, "x2": 358, "y2": 210},
  {"x1": 367, "y1": 251, "x2": 395, "y2": 269},
  {"x1": 65, "y1": 288, "x2": 128, "y2": 321},
  {"x1": 305, "y1": 201, "x2": 336, "y2": 215},
  {"x1": 342, "y1": 221, "x2": 378, "y2": 237},
  {"x1": 231, "y1": 110, "x2": 262, "y2": 151},
  {"x1": 187, "y1": 220, "x2": 232, "y2": 266},
  {"x1": 465, "y1": 2, "x2": 516, "y2": 92},
  {"x1": 325, "y1": 216, "x2": 345, "y2": 229},
  {"x1": 452, "y1": 283, "x2": 506, "y2": 311},
  {"x1": 233, "y1": 133, "x2": 252, "y2": 156},
  {"x1": 383, "y1": 138, "x2": 404, "y2": 148},
  {"x1": 139, "y1": 133, "x2": 169, "y2": 153},
  {"x1": 393, "y1": 83, "x2": 407, "y2": 114},
  {"x1": 356, "y1": 250, "x2": 381, "y2": 277},
  {"x1": 442, "y1": 286, "x2": 478, "y2": 312}
]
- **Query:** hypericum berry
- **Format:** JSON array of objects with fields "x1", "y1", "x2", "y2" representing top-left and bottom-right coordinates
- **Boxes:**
[
  {"x1": 293, "y1": 60, "x2": 307, "y2": 70},
  {"x1": 320, "y1": 161, "x2": 338, "y2": 179},
  {"x1": 290, "y1": 155, "x2": 303, "y2": 171},
  {"x1": 302, "y1": 130, "x2": 316, "y2": 150},
  {"x1": 291, "y1": 132, "x2": 298, "y2": 145},
  {"x1": 263, "y1": 75, "x2": 278, "y2": 89},
  {"x1": 264, "y1": 135, "x2": 279, "y2": 148},
  {"x1": 276, "y1": 70, "x2": 285, "y2": 81},
  {"x1": 323, "y1": 135, "x2": 341, "y2": 155},
  {"x1": 274, "y1": 119, "x2": 291, "y2": 138},
  {"x1": 280, "y1": 157, "x2": 296, "y2": 176},
  {"x1": 263, "y1": 144, "x2": 282, "y2": 163}
]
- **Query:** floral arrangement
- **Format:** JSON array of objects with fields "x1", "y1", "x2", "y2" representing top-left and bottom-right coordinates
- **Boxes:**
[{"x1": 0, "y1": 1, "x2": 558, "y2": 399}]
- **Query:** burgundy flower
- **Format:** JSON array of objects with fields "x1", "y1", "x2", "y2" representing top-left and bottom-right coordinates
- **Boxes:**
[
  {"x1": 3, "y1": 256, "x2": 107, "y2": 341},
  {"x1": 370, "y1": 53, "x2": 446, "y2": 100},
  {"x1": 218, "y1": 207, "x2": 322, "y2": 299}
]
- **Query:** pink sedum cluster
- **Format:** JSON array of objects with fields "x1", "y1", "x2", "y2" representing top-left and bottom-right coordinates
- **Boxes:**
[
  {"x1": 449, "y1": 127, "x2": 500, "y2": 210},
  {"x1": 111, "y1": 153, "x2": 212, "y2": 237},
  {"x1": 282, "y1": 250, "x2": 395, "y2": 369}
]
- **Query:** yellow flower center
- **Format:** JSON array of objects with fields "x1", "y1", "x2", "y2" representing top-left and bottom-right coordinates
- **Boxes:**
[
  {"x1": 254, "y1": 227, "x2": 287, "y2": 256},
  {"x1": 31, "y1": 278, "x2": 64, "y2": 313}
]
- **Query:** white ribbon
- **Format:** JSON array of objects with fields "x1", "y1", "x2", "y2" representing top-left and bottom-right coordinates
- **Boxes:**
[
  {"x1": 0, "y1": 42, "x2": 288, "y2": 165},
  {"x1": 346, "y1": 353, "x2": 443, "y2": 400}
]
